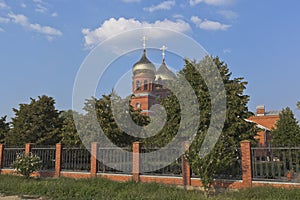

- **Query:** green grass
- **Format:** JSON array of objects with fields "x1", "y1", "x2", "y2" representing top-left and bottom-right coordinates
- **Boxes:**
[{"x1": 1, "y1": 175, "x2": 300, "y2": 199}]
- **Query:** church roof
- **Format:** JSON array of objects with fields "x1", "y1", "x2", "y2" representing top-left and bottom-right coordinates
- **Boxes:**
[
  {"x1": 132, "y1": 50, "x2": 156, "y2": 74},
  {"x1": 155, "y1": 60, "x2": 176, "y2": 80}
]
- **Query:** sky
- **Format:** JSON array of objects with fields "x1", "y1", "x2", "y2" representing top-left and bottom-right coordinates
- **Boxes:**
[{"x1": 0, "y1": 0, "x2": 300, "y2": 121}]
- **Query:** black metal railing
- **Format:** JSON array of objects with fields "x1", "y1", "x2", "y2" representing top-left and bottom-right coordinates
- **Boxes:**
[
  {"x1": 140, "y1": 148, "x2": 182, "y2": 176},
  {"x1": 2, "y1": 147, "x2": 25, "y2": 168},
  {"x1": 252, "y1": 147, "x2": 300, "y2": 182},
  {"x1": 61, "y1": 147, "x2": 91, "y2": 171},
  {"x1": 31, "y1": 147, "x2": 56, "y2": 170},
  {"x1": 97, "y1": 147, "x2": 132, "y2": 174}
]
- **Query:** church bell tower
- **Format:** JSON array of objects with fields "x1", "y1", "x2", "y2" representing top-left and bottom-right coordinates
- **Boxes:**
[
  {"x1": 130, "y1": 37, "x2": 156, "y2": 114},
  {"x1": 130, "y1": 37, "x2": 176, "y2": 114}
]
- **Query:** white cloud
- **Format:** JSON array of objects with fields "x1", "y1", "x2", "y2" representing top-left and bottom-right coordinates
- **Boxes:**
[
  {"x1": 144, "y1": 0, "x2": 175, "y2": 12},
  {"x1": 32, "y1": 0, "x2": 56, "y2": 16},
  {"x1": 190, "y1": 16, "x2": 202, "y2": 24},
  {"x1": 173, "y1": 14, "x2": 184, "y2": 19},
  {"x1": 191, "y1": 16, "x2": 230, "y2": 31},
  {"x1": 32, "y1": 0, "x2": 44, "y2": 3},
  {"x1": 0, "y1": 27, "x2": 4, "y2": 32},
  {"x1": 190, "y1": 0, "x2": 234, "y2": 6},
  {"x1": 200, "y1": 20, "x2": 231, "y2": 30},
  {"x1": 20, "y1": 3, "x2": 27, "y2": 8},
  {"x1": 0, "y1": 0, "x2": 9, "y2": 9},
  {"x1": 122, "y1": 0, "x2": 140, "y2": 2},
  {"x1": 8, "y1": 13, "x2": 62, "y2": 37},
  {"x1": 8, "y1": 13, "x2": 28, "y2": 26},
  {"x1": 29, "y1": 23, "x2": 62, "y2": 36},
  {"x1": 82, "y1": 17, "x2": 190, "y2": 48},
  {"x1": 218, "y1": 10, "x2": 238, "y2": 20},
  {"x1": 0, "y1": 16, "x2": 9, "y2": 23},
  {"x1": 223, "y1": 48, "x2": 231, "y2": 54},
  {"x1": 51, "y1": 12, "x2": 58, "y2": 17},
  {"x1": 35, "y1": 4, "x2": 48, "y2": 13}
]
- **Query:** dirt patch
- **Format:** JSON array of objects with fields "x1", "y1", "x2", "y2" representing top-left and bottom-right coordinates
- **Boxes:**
[{"x1": 0, "y1": 195, "x2": 48, "y2": 200}]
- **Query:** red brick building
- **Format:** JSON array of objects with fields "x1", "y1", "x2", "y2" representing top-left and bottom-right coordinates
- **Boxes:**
[
  {"x1": 130, "y1": 46, "x2": 175, "y2": 114},
  {"x1": 247, "y1": 105, "x2": 280, "y2": 146}
]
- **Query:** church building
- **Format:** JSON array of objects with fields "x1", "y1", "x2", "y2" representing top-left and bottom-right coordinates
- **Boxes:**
[
  {"x1": 130, "y1": 38, "x2": 175, "y2": 114},
  {"x1": 130, "y1": 38, "x2": 281, "y2": 147}
]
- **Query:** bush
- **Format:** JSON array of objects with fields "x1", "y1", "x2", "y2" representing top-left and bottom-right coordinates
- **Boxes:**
[{"x1": 11, "y1": 152, "x2": 42, "y2": 178}]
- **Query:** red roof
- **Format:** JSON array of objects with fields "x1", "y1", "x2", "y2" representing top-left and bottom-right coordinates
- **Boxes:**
[{"x1": 248, "y1": 115, "x2": 279, "y2": 130}]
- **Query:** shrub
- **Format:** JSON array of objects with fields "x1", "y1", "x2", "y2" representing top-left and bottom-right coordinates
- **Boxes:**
[{"x1": 11, "y1": 152, "x2": 42, "y2": 178}]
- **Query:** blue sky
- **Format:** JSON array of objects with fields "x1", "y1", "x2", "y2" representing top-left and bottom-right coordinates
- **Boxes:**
[{"x1": 0, "y1": 0, "x2": 299, "y2": 120}]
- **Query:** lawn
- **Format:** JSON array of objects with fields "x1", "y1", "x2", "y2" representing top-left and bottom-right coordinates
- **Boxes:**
[{"x1": 1, "y1": 174, "x2": 300, "y2": 199}]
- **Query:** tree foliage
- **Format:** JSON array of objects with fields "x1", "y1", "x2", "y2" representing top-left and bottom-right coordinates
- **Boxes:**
[
  {"x1": 6, "y1": 95, "x2": 62, "y2": 145},
  {"x1": 59, "y1": 110, "x2": 82, "y2": 147},
  {"x1": 76, "y1": 93, "x2": 149, "y2": 147},
  {"x1": 271, "y1": 107, "x2": 300, "y2": 147},
  {"x1": 162, "y1": 56, "x2": 257, "y2": 192},
  {"x1": 0, "y1": 116, "x2": 10, "y2": 143}
]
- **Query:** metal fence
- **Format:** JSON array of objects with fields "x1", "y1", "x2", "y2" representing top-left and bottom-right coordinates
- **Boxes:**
[
  {"x1": 140, "y1": 148, "x2": 182, "y2": 176},
  {"x1": 190, "y1": 148, "x2": 242, "y2": 180},
  {"x1": 214, "y1": 160, "x2": 242, "y2": 180},
  {"x1": 97, "y1": 147, "x2": 132, "y2": 174},
  {"x1": 31, "y1": 147, "x2": 56, "y2": 170},
  {"x1": 2, "y1": 147, "x2": 25, "y2": 168},
  {"x1": 61, "y1": 147, "x2": 91, "y2": 171},
  {"x1": 252, "y1": 147, "x2": 300, "y2": 182}
]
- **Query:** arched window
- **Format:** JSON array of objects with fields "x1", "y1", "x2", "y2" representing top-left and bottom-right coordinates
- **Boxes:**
[
  {"x1": 136, "y1": 80, "x2": 140, "y2": 91},
  {"x1": 136, "y1": 103, "x2": 141, "y2": 109},
  {"x1": 144, "y1": 80, "x2": 148, "y2": 90}
]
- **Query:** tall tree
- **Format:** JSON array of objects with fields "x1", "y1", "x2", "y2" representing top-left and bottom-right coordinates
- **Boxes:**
[
  {"x1": 297, "y1": 101, "x2": 300, "y2": 109},
  {"x1": 6, "y1": 95, "x2": 62, "y2": 145},
  {"x1": 167, "y1": 56, "x2": 257, "y2": 192},
  {"x1": 0, "y1": 116, "x2": 10, "y2": 143},
  {"x1": 271, "y1": 107, "x2": 300, "y2": 147},
  {"x1": 76, "y1": 93, "x2": 149, "y2": 147},
  {"x1": 59, "y1": 110, "x2": 83, "y2": 147}
]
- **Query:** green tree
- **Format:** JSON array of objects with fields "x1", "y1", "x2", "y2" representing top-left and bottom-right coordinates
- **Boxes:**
[
  {"x1": 297, "y1": 102, "x2": 300, "y2": 109},
  {"x1": 77, "y1": 93, "x2": 149, "y2": 147},
  {"x1": 142, "y1": 93, "x2": 181, "y2": 148},
  {"x1": 59, "y1": 110, "x2": 83, "y2": 147},
  {"x1": 6, "y1": 95, "x2": 62, "y2": 145},
  {"x1": 271, "y1": 107, "x2": 300, "y2": 147},
  {"x1": 164, "y1": 56, "x2": 257, "y2": 193},
  {"x1": 0, "y1": 116, "x2": 10, "y2": 143}
]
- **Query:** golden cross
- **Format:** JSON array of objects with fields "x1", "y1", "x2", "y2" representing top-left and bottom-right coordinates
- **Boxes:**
[
  {"x1": 142, "y1": 36, "x2": 147, "y2": 50},
  {"x1": 160, "y1": 45, "x2": 167, "y2": 60}
]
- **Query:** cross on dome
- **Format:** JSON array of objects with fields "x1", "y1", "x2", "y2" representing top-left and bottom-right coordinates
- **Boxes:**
[
  {"x1": 160, "y1": 45, "x2": 167, "y2": 62},
  {"x1": 142, "y1": 36, "x2": 148, "y2": 50}
]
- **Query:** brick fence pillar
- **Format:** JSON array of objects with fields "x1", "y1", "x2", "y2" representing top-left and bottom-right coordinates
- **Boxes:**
[
  {"x1": 90, "y1": 142, "x2": 98, "y2": 177},
  {"x1": 182, "y1": 142, "x2": 191, "y2": 186},
  {"x1": 0, "y1": 144, "x2": 3, "y2": 170},
  {"x1": 241, "y1": 140, "x2": 252, "y2": 188},
  {"x1": 132, "y1": 142, "x2": 141, "y2": 182},
  {"x1": 55, "y1": 143, "x2": 62, "y2": 177},
  {"x1": 25, "y1": 143, "x2": 32, "y2": 156}
]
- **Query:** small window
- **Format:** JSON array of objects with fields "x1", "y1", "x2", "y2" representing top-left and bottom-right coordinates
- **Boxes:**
[
  {"x1": 144, "y1": 80, "x2": 148, "y2": 90},
  {"x1": 136, "y1": 103, "x2": 141, "y2": 109},
  {"x1": 136, "y1": 80, "x2": 140, "y2": 91}
]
